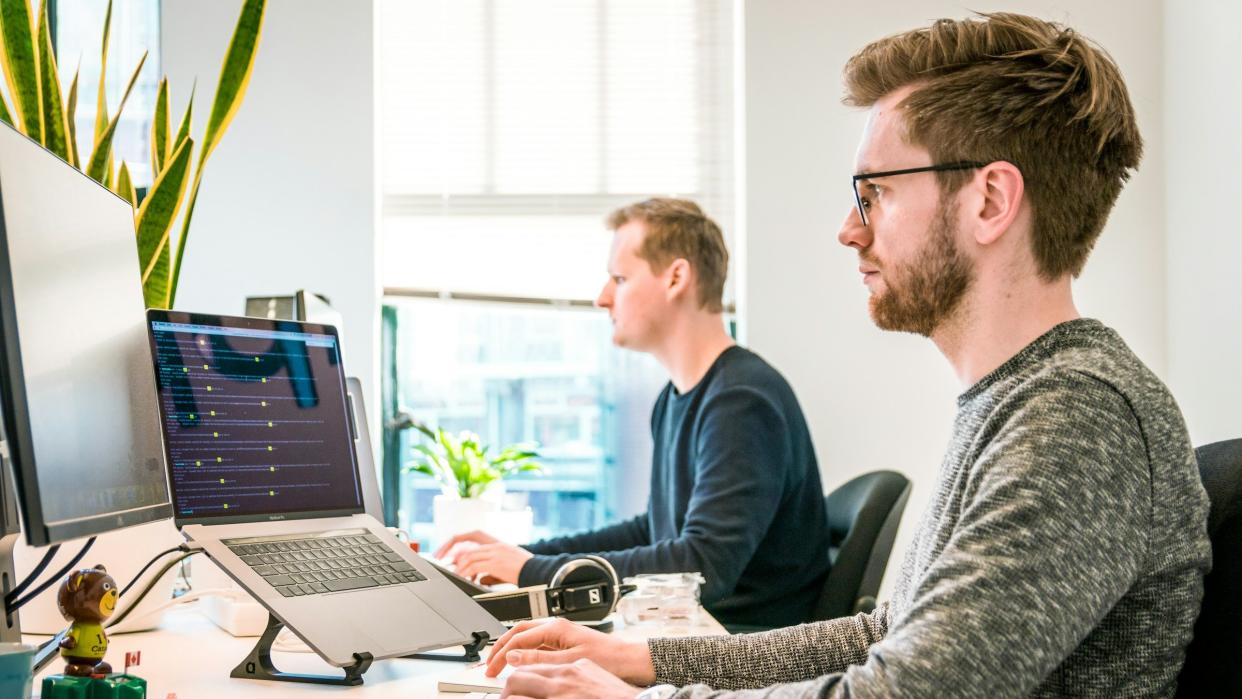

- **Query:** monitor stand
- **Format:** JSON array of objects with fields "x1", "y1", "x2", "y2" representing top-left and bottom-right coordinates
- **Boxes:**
[
  {"x1": 0, "y1": 530, "x2": 20, "y2": 643},
  {"x1": 1, "y1": 452, "x2": 21, "y2": 644}
]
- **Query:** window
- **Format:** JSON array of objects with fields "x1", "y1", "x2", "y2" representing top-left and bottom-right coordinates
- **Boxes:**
[
  {"x1": 383, "y1": 297, "x2": 667, "y2": 545},
  {"x1": 55, "y1": 0, "x2": 162, "y2": 188},
  {"x1": 377, "y1": 0, "x2": 735, "y2": 544}
]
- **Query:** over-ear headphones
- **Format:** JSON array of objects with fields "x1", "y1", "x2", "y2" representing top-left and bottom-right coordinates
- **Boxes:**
[
  {"x1": 547, "y1": 554, "x2": 621, "y2": 622},
  {"x1": 436, "y1": 554, "x2": 631, "y2": 626}
]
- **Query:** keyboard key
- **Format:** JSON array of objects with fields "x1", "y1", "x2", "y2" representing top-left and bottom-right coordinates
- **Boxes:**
[
  {"x1": 266, "y1": 575, "x2": 294, "y2": 587},
  {"x1": 325, "y1": 576, "x2": 378, "y2": 592},
  {"x1": 277, "y1": 587, "x2": 296, "y2": 597},
  {"x1": 310, "y1": 582, "x2": 330, "y2": 593},
  {"x1": 389, "y1": 561, "x2": 415, "y2": 572}
]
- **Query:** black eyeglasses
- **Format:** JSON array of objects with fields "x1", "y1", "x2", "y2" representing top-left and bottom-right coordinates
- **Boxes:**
[{"x1": 851, "y1": 161, "x2": 987, "y2": 226}]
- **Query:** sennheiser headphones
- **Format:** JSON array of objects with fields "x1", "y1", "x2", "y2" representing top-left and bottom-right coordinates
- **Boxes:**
[{"x1": 444, "y1": 554, "x2": 631, "y2": 626}]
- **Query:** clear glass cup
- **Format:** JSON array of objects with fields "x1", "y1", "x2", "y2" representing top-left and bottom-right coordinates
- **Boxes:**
[{"x1": 619, "y1": 572, "x2": 706, "y2": 626}]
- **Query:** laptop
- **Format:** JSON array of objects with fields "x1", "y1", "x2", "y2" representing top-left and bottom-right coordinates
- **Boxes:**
[{"x1": 145, "y1": 310, "x2": 505, "y2": 666}]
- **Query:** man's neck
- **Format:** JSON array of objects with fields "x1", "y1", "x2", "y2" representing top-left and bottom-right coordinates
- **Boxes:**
[
  {"x1": 932, "y1": 274, "x2": 1079, "y2": 389},
  {"x1": 652, "y1": 313, "x2": 736, "y2": 394}
]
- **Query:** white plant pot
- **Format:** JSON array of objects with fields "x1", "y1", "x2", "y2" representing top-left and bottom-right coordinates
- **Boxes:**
[
  {"x1": 432, "y1": 494, "x2": 500, "y2": 550},
  {"x1": 483, "y1": 507, "x2": 534, "y2": 546}
]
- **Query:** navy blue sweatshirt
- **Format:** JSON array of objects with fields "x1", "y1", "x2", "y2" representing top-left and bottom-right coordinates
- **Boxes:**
[{"x1": 518, "y1": 346, "x2": 831, "y2": 628}]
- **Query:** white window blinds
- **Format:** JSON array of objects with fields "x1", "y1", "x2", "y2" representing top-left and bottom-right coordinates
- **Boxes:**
[{"x1": 378, "y1": 0, "x2": 736, "y2": 302}]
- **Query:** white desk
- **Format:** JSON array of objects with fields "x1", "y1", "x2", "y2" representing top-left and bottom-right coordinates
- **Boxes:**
[{"x1": 27, "y1": 604, "x2": 726, "y2": 698}]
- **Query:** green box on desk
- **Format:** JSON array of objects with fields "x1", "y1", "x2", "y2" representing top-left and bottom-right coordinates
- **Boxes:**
[{"x1": 40, "y1": 674, "x2": 147, "y2": 699}]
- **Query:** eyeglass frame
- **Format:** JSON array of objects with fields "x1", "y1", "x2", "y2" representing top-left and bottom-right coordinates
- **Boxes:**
[{"x1": 851, "y1": 161, "x2": 988, "y2": 227}]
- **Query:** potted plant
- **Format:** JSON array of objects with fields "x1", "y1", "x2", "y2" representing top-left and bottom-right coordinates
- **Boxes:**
[
  {"x1": 402, "y1": 423, "x2": 544, "y2": 544},
  {"x1": 0, "y1": 0, "x2": 265, "y2": 309}
]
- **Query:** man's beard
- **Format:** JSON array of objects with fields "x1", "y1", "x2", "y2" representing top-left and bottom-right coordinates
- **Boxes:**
[{"x1": 866, "y1": 201, "x2": 974, "y2": 337}]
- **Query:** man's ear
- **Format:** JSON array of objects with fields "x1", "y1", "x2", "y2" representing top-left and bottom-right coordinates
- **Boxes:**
[
  {"x1": 970, "y1": 161, "x2": 1025, "y2": 246},
  {"x1": 665, "y1": 258, "x2": 693, "y2": 301}
]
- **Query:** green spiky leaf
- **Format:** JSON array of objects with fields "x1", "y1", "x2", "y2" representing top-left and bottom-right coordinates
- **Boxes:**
[
  {"x1": 115, "y1": 161, "x2": 136, "y2": 207},
  {"x1": 151, "y1": 77, "x2": 169, "y2": 175},
  {"x1": 85, "y1": 51, "x2": 146, "y2": 184},
  {"x1": 168, "y1": 0, "x2": 265, "y2": 308},
  {"x1": 0, "y1": 0, "x2": 41, "y2": 141},
  {"x1": 135, "y1": 136, "x2": 192, "y2": 308},
  {"x1": 0, "y1": 80, "x2": 13, "y2": 127},
  {"x1": 64, "y1": 62, "x2": 80, "y2": 167},
  {"x1": 93, "y1": 0, "x2": 111, "y2": 142},
  {"x1": 35, "y1": 0, "x2": 69, "y2": 160}
]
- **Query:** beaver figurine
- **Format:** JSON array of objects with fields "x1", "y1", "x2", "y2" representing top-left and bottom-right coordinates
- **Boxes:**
[{"x1": 56, "y1": 564, "x2": 119, "y2": 677}]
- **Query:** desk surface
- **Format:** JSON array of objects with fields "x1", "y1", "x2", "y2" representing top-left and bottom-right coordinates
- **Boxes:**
[{"x1": 27, "y1": 604, "x2": 726, "y2": 698}]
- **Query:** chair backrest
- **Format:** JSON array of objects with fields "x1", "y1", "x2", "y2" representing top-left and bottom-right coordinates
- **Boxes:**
[
  {"x1": 810, "y1": 470, "x2": 911, "y2": 621},
  {"x1": 1176, "y1": 439, "x2": 1242, "y2": 697}
]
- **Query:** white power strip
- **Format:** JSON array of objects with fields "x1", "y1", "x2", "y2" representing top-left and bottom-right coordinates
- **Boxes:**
[{"x1": 200, "y1": 593, "x2": 269, "y2": 637}]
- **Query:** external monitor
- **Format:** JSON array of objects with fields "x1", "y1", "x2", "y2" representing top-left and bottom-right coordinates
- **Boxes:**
[{"x1": 0, "y1": 122, "x2": 172, "y2": 544}]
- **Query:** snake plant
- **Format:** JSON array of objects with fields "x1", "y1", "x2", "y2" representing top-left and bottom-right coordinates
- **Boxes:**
[{"x1": 0, "y1": 0, "x2": 266, "y2": 309}]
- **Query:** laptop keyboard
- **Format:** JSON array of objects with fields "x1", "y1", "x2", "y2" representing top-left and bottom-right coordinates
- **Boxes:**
[{"x1": 224, "y1": 531, "x2": 427, "y2": 598}]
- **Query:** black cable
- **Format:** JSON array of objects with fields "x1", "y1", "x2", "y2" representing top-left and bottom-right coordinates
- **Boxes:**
[
  {"x1": 6, "y1": 536, "x2": 96, "y2": 614},
  {"x1": 118, "y1": 545, "x2": 187, "y2": 598},
  {"x1": 105, "y1": 550, "x2": 198, "y2": 629},
  {"x1": 3, "y1": 543, "x2": 60, "y2": 606}
]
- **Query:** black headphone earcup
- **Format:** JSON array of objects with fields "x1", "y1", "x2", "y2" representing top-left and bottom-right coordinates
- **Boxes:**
[{"x1": 549, "y1": 556, "x2": 619, "y2": 621}]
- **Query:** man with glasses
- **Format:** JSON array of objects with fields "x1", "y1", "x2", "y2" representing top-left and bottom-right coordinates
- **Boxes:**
[{"x1": 479, "y1": 12, "x2": 1210, "y2": 699}]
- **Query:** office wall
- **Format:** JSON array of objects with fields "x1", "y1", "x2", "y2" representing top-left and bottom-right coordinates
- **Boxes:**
[
  {"x1": 740, "y1": 1, "x2": 1166, "y2": 596},
  {"x1": 160, "y1": 0, "x2": 379, "y2": 419},
  {"x1": 1165, "y1": 1, "x2": 1242, "y2": 447}
]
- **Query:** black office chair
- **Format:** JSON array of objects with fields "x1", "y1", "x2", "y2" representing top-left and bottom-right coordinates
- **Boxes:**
[
  {"x1": 1176, "y1": 439, "x2": 1242, "y2": 698},
  {"x1": 810, "y1": 470, "x2": 911, "y2": 620}
]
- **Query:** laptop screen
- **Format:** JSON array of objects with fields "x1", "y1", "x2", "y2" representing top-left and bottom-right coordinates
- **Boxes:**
[{"x1": 146, "y1": 311, "x2": 363, "y2": 524}]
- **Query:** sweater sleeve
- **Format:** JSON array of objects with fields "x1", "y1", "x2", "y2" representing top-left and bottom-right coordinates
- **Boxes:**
[
  {"x1": 649, "y1": 605, "x2": 890, "y2": 689},
  {"x1": 518, "y1": 515, "x2": 651, "y2": 586},
  {"x1": 524, "y1": 387, "x2": 793, "y2": 602},
  {"x1": 651, "y1": 373, "x2": 1154, "y2": 698}
]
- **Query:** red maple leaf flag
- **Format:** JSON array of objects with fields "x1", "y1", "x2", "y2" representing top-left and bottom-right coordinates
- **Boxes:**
[{"x1": 124, "y1": 650, "x2": 142, "y2": 673}]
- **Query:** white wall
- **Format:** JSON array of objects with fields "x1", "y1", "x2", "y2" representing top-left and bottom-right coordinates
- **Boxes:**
[
  {"x1": 160, "y1": 0, "x2": 379, "y2": 418},
  {"x1": 740, "y1": 0, "x2": 1167, "y2": 597},
  {"x1": 1165, "y1": 0, "x2": 1242, "y2": 447}
]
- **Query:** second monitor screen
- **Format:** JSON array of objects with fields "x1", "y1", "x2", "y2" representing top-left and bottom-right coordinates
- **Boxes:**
[{"x1": 149, "y1": 316, "x2": 362, "y2": 521}]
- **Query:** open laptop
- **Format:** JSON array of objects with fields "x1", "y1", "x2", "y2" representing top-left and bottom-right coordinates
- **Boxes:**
[{"x1": 145, "y1": 310, "x2": 504, "y2": 667}]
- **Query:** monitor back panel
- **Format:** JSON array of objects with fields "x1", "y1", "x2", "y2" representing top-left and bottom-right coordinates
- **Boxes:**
[{"x1": 0, "y1": 123, "x2": 170, "y2": 545}]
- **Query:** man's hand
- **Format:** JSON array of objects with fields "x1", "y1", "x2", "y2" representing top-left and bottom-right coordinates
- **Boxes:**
[
  {"x1": 448, "y1": 541, "x2": 533, "y2": 584},
  {"x1": 486, "y1": 618, "x2": 657, "y2": 686},
  {"x1": 501, "y1": 658, "x2": 643, "y2": 699},
  {"x1": 435, "y1": 529, "x2": 500, "y2": 559}
]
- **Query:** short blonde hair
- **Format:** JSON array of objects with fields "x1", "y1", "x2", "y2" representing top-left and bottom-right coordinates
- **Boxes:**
[
  {"x1": 606, "y1": 198, "x2": 728, "y2": 313},
  {"x1": 844, "y1": 12, "x2": 1143, "y2": 279}
]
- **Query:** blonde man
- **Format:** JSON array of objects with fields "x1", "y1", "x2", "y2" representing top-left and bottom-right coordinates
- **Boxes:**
[
  {"x1": 483, "y1": 13, "x2": 1209, "y2": 699},
  {"x1": 439, "y1": 198, "x2": 831, "y2": 630}
]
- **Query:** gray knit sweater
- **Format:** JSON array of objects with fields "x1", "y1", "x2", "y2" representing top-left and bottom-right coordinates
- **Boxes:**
[{"x1": 648, "y1": 319, "x2": 1211, "y2": 698}]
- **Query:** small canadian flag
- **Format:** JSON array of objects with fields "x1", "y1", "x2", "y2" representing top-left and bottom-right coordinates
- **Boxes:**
[{"x1": 124, "y1": 650, "x2": 141, "y2": 674}]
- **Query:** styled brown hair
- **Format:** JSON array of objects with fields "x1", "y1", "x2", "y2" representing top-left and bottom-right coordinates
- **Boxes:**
[
  {"x1": 606, "y1": 198, "x2": 728, "y2": 313},
  {"x1": 844, "y1": 12, "x2": 1143, "y2": 279}
]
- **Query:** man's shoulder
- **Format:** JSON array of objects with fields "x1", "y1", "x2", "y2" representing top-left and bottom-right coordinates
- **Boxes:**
[
  {"x1": 992, "y1": 326, "x2": 1174, "y2": 428},
  {"x1": 706, "y1": 345, "x2": 794, "y2": 394}
]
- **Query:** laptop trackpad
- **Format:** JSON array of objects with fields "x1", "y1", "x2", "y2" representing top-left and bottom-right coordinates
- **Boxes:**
[{"x1": 349, "y1": 586, "x2": 462, "y2": 654}]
